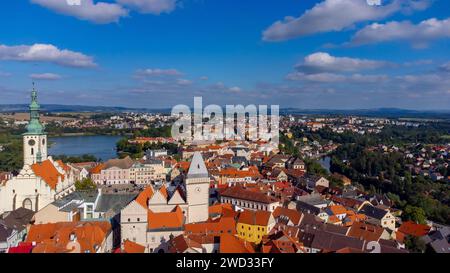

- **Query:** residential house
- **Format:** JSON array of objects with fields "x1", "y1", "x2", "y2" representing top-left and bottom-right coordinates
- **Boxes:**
[
  {"x1": 359, "y1": 204, "x2": 396, "y2": 231},
  {"x1": 0, "y1": 207, "x2": 35, "y2": 253},
  {"x1": 237, "y1": 210, "x2": 275, "y2": 244},
  {"x1": 220, "y1": 186, "x2": 281, "y2": 212},
  {"x1": 91, "y1": 157, "x2": 134, "y2": 185}
]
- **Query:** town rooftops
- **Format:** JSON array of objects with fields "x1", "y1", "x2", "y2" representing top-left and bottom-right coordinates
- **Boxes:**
[
  {"x1": 311, "y1": 230, "x2": 365, "y2": 252},
  {"x1": 26, "y1": 221, "x2": 111, "y2": 253},
  {"x1": 220, "y1": 186, "x2": 280, "y2": 204}
]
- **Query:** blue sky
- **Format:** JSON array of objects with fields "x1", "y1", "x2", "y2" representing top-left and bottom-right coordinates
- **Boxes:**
[{"x1": 0, "y1": 0, "x2": 449, "y2": 109}]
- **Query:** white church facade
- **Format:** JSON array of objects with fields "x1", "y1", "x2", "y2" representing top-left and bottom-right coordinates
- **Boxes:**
[
  {"x1": 0, "y1": 87, "x2": 76, "y2": 215},
  {"x1": 120, "y1": 152, "x2": 210, "y2": 253}
]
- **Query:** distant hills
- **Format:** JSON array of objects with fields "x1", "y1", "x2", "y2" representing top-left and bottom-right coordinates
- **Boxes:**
[
  {"x1": 0, "y1": 104, "x2": 449, "y2": 119},
  {"x1": 280, "y1": 108, "x2": 450, "y2": 119},
  {"x1": 0, "y1": 104, "x2": 169, "y2": 114}
]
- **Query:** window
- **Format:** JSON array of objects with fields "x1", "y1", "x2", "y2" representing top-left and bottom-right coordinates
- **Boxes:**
[
  {"x1": 128, "y1": 218, "x2": 131, "y2": 222},
  {"x1": 137, "y1": 218, "x2": 140, "y2": 222},
  {"x1": 23, "y1": 198, "x2": 32, "y2": 210}
]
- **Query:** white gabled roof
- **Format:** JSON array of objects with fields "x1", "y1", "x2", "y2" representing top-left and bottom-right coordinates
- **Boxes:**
[{"x1": 187, "y1": 152, "x2": 208, "y2": 179}]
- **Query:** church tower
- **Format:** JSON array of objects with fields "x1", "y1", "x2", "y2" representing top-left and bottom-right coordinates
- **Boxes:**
[
  {"x1": 23, "y1": 84, "x2": 47, "y2": 166},
  {"x1": 185, "y1": 152, "x2": 210, "y2": 223}
]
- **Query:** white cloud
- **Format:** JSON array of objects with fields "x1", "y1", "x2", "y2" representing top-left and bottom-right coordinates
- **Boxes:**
[
  {"x1": 262, "y1": 0, "x2": 430, "y2": 41},
  {"x1": 31, "y1": 0, "x2": 128, "y2": 24},
  {"x1": 351, "y1": 17, "x2": 450, "y2": 48},
  {"x1": 228, "y1": 86, "x2": 242, "y2": 93},
  {"x1": 30, "y1": 73, "x2": 62, "y2": 80},
  {"x1": 0, "y1": 43, "x2": 97, "y2": 68},
  {"x1": 176, "y1": 79, "x2": 193, "y2": 85},
  {"x1": 295, "y1": 52, "x2": 389, "y2": 74},
  {"x1": 135, "y1": 68, "x2": 183, "y2": 77},
  {"x1": 117, "y1": 0, "x2": 178, "y2": 15},
  {"x1": 286, "y1": 72, "x2": 388, "y2": 83}
]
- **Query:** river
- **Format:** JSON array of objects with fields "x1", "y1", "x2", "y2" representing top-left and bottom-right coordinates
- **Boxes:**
[{"x1": 48, "y1": 135, "x2": 122, "y2": 161}]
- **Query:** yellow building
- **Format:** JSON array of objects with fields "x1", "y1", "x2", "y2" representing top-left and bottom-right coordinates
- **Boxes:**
[{"x1": 237, "y1": 210, "x2": 275, "y2": 244}]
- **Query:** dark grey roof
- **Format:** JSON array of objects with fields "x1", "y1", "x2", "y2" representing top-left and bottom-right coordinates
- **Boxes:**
[
  {"x1": 60, "y1": 202, "x2": 82, "y2": 212},
  {"x1": 296, "y1": 201, "x2": 321, "y2": 215},
  {"x1": 52, "y1": 191, "x2": 98, "y2": 208},
  {"x1": 429, "y1": 227, "x2": 450, "y2": 241},
  {"x1": 145, "y1": 158, "x2": 163, "y2": 165},
  {"x1": 359, "y1": 204, "x2": 388, "y2": 220},
  {"x1": 231, "y1": 156, "x2": 248, "y2": 165},
  {"x1": 298, "y1": 213, "x2": 348, "y2": 236},
  {"x1": 95, "y1": 193, "x2": 137, "y2": 214},
  {"x1": 0, "y1": 207, "x2": 35, "y2": 232},
  {"x1": 311, "y1": 230, "x2": 365, "y2": 252},
  {"x1": 380, "y1": 244, "x2": 409, "y2": 253},
  {"x1": 0, "y1": 224, "x2": 14, "y2": 241},
  {"x1": 297, "y1": 193, "x2": 328, "y2": 206},
  {"x1": 430, "y1": 238, "x2": 450, "y2": 253},
  {"x1": 425, "y1": 227, "x2": 450, "y2": 253}
]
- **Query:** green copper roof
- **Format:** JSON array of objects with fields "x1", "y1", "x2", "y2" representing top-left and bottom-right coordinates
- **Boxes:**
[{"x1": 24, "y1": 86, "x2": 45, "y2": 135}]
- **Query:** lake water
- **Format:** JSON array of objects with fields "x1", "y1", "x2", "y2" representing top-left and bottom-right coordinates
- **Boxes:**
[{"x1": 49, "y1": 135, "x2": 122, "y2": 161}]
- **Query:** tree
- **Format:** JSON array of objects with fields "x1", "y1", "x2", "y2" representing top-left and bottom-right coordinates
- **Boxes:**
[
  {"x1": 75, "y1": 177, "x2": 97, "y2": 191},
  {"x1": 403, "y1": 205, "x2": 427, "y2": 224},
  {"x1": 404, "y1": 236, "x2": 427, "y2": 253}
]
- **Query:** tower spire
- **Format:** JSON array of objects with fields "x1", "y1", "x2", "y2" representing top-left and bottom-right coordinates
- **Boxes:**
[{"x1": 25, "y1": 83, "x2": 45, "y2": 135}]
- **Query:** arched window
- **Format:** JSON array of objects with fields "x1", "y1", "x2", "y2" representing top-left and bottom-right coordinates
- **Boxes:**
[
  {"x1": 31, "y1": 148, "x2": 34, "y2": 155},
  {"x1": 23, "y1": 198, "x2": 33, "y2": 210}
]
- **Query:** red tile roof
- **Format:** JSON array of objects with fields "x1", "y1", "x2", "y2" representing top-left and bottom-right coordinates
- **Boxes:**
[
  {"x1": 26, "y1": 221, "x2": 111, "y2": 253},
  {"x1": 220, "y1": 186, "x2": 280, "y2": 204},
  {"x1": 219, "y1": 234, "x2": 255, "y2": 253},
  {"x1": 31, "y1": 160, "x2": 65, "y2": 190},
  {"x1": 273, "y1": 207, "x2": 302, "y2": 225},
  {"x1": 123, "y1": 240, "x2": 145, "y2": 253},
  {"x1": 238, "y1": 210, "x2": 272, "y2": 226},
  {"x1": 398, "y1": 221, "x2": 431, "y2": 237},
  {"x1": 147, "y1": 206, "x2": 184, "y2": 230}
]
